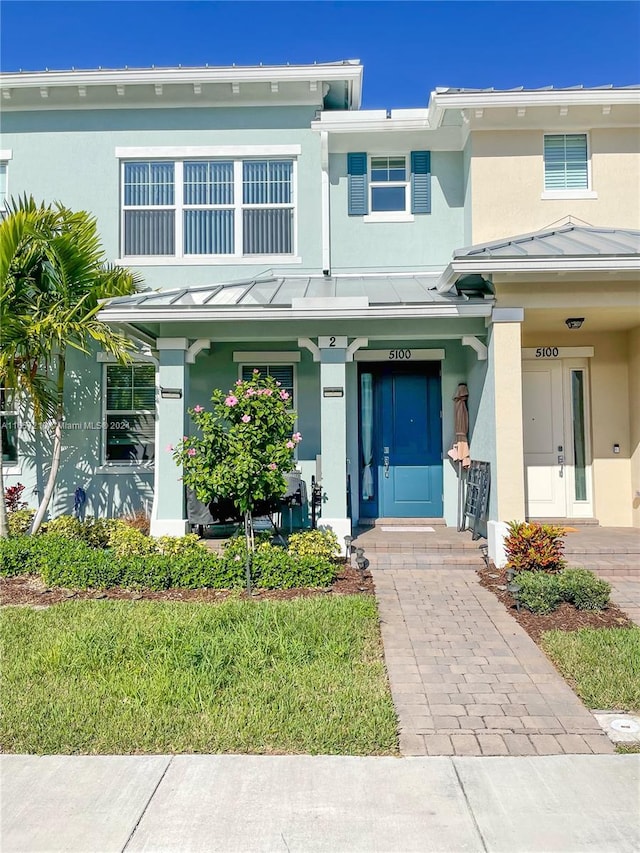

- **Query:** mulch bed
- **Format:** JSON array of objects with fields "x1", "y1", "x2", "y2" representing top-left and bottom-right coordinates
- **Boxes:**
[
  {"x1": 0, "y1": 563, "x2": 373, "y2": 609},
  {"x1": 478, "y1": 565, "x2": 633, "y2": 643}
]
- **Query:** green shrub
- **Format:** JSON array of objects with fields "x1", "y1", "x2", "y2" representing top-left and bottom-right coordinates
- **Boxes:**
[
  {"x1": 107, "y1": 523, "x2": 157, "y2": 558},
  {"x1": 82, "y1": 517, "x2": 119, "y2": 548},
  {"x1": 155, "y1": 533, "x2": 206, "y2": 556},
  {"x1": 559, "y1": 568, "x2": 610, "y2": 611},
  {"x1": 43, "y1": 515, "x2": 85, "y2": 540},
  {"x1": 505, "y1": 521, "x2": 566, "y2": 574},
  {"x1": 7, "y1": 508, "x2": 35, "y2": 536},
  {"x1": 255, "y1": 542, "x2": 336, "y2": 589},
  {"x1": 516, "y1": 571, "x2": 563, "y2": 615},
  {"x1": 288, "y1": 528, "x2": 341, "y2": 562},
  {"x1": 36, "y1": 536, "x2": 119, "y2": 589},
  {"x1": 0, "y1": 536, "x2": 42, "y2": 576}
]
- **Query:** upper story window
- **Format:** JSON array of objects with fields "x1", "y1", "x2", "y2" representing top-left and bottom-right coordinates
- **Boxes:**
[
  {"x1": 1, "y1": 387, "x2": 18, "y2": 465},
  {"x1": 122, "y1": 158, "x2": 295, "y2": 259},
  {"x1": 104, "y1": 364, "x2": 155, "y2": 464},
  {"x1": 370, "y1": 156, "x2": 408, "y2": 212},
  {"x1": 543, "y1": 134, "x2": 589, "y2": 191},
  {"x1": 347, "y1": 151, "x2": 431, "y2": 219}
]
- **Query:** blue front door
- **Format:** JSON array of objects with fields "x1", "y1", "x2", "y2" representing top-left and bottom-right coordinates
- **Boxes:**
[{"x1": 359, "y1": 364, "x2": 443, "y2": 518}]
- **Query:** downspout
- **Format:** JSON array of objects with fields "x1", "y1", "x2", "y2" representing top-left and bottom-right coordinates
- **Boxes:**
[{"x1": 320, "y1": 131, "x2": 331, "y2": 275}]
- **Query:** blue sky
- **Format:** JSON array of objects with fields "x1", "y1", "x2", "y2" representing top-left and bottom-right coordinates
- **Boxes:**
[{"x1": 1, "y1": 1, "x2": 639, "y2": 108}]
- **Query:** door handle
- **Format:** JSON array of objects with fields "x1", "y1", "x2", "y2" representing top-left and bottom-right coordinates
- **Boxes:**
[
  {"x1": 384, "y1": 455, "x2": 390, "y2": 478},
  {"x1": 558, "y1": 455, "x2": 564, "y2": 478}
]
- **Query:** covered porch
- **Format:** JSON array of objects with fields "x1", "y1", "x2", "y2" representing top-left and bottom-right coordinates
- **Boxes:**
[{"x1": 100, "y1": 273, "x2": 499, "y2": 542}]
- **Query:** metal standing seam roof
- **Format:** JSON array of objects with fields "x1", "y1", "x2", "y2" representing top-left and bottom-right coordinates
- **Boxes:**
[
  {"x1": 453, "y1": 226, "x2": 640, "y2": 260},
  {"x1": 103, "y1": 274, "x2": 477, "y2": 311},
  {"x1": 435, "y1": 85, "x2": 640, "y2": 94}
]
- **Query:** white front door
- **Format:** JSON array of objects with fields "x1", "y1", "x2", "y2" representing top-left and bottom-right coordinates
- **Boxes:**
[{"x1": 522, "y1": 358, "x2": 592, "y2": 519}]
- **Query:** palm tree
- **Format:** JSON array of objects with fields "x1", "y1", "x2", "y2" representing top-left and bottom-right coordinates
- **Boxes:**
[{"x1": 0, "y1": 197, "x2": 141, "y2": 536}]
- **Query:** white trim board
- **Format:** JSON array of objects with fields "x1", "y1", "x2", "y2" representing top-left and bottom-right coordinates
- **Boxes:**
[
  {"x1": 233, "y1": 351, "x2": 301, "y2": 363},
  {"x1": 522, "y1": 347, "x2": 594, "y2": 359},
  {"x1": 355, "y1": 348, "x2": 445, "y2": 362},
  {"x1": 115, "y1": 144, "x2": 301, "y2": 158}
]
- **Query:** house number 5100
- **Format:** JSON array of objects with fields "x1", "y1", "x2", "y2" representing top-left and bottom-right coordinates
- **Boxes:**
[
  {"x1": 535, "y1": 347, "x2": 559, "y2": 358},
  {"x1": 389, "y1": 349, "x2": 412, "y2": 360}
]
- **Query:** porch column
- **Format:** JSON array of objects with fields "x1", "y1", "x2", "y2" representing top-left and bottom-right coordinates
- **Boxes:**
[
  {"x1": 487, "y1": 309, "x2": 526, "y2": 566},
  {"x1": 150, "y1": 338, "x2": 189, "y2": 537},
  {"x1": 319, "y1": 349, "x2": 351, "y2": 544}
]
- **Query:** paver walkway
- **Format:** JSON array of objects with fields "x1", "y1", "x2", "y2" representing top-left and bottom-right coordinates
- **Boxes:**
[
  {"x1": 372, "y1": 561, "x2": 614, "y2": 756},
  {"x1": 606, "y1": 577, "x2": 640, "y2": 626}
]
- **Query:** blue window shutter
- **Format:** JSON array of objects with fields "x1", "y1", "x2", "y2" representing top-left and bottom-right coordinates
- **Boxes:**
[
  {"x1": 347, "y1": 152, "x2": 368, "y2": 215},
  {"x1": 411, "y1": 151, "x2": 431, "y2": 214}
]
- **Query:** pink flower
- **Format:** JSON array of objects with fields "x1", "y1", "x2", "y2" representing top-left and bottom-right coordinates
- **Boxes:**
[
  {"x1": 241, "y1": 414, "x2": 251, "y2": 423},
  {"x1": 275, "y1": 381, "x2": 281, "y2": 386},
  {"x1": 293, "y1": 432, "x2": 302, "y2": 443},
  {"x1": 286, "y1": 441, "x2": 295, "y2": 449},
  {"x1": 279, "y1": 390, "x2": 289, "y2": 400},
  {"x1": 225, "y1": 395, "x2": 238, "y2": 407},
  {"x1": 235, "y1": 379, "x2": 243, "y2": 386},
  {"x1": 268, "y1": 462, "x2": 277, "y2": 470},
  {"x1": 263, "y1": 388, "x2": 273, "y2": 397},
  {"x1": 193, "y1": 404, "x2": 204, "y2": 413},
  {"x1": 245, "y1": 388, "x2": 256, "y2": 397},
  {"x1": 183, "y1": 436, "x2": 188, "y2": 441},
  {"x1": 253, "y1": 369, "x2": 260, "y2": 374},
  {"x1": 166, "y1": 444, "x2": 174, "y2": 452},
  {"x1": 187, "y1": 448, "x2": 197, "y2": 457}
]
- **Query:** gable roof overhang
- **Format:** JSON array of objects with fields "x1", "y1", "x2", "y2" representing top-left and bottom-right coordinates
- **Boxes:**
[{"x1": 437, "y1": 225, "x2": 640, "y2": 292}]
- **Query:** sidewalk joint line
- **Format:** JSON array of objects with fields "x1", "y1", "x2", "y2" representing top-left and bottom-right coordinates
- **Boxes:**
[
  {"x1": 452, "y1": 758, "x2": 489, "y2": 852},
  {"x1": 121, "y1": 756, "x2": 174, "y2": 852}
]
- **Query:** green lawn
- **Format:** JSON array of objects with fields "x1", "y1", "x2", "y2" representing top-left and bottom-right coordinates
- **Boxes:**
[
  {"x1": 0, "y1": 597, "x2": 398, "y2": 755},
  {"x1": 541, "y1": 627, "x2": 640, "y2": 712}
]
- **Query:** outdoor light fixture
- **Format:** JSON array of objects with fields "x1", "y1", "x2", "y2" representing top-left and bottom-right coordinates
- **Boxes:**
[
  {"x1": 507, "y1": 579, "x2": 522, "y2": 611},
  {"x1": 344, "y1": 535, "x2": 353, "y2": 565},
  {"x1": 479, "y1": 543, "x2": 489, "y2": 567},
  {"x1": 160, "y1": 387, "x2": 182, "y2": 400},
  {"x1": 565, "y1": 317, "x2": 584, "y2": 330}
]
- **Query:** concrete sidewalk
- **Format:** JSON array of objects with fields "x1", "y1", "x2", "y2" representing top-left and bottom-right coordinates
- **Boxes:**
[{"x1": 2, "y1": 754, "x2": 639, "y2": 852}]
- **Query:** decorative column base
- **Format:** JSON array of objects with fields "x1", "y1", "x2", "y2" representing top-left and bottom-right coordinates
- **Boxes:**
[
  {"x1": 150, "y1": 517, "x2": 189, "y2": 538},
  {"x1": 318, "y1": 517, "x2": 352, "y2": 554},
  {"x1": 487, "y1": 520, "x2": 509, "y2": 568}
]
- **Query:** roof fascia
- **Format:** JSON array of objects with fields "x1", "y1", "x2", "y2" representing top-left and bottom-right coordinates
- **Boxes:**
[
  {"x1": 450, "y1": 257, "x2": 640, "y2": 274},
  {"x1": 429, "y1": 88, "x2": 640, "y2": 126},
  {"x1": 99, "y1": 303, "x2": 493, "y2": 324}
]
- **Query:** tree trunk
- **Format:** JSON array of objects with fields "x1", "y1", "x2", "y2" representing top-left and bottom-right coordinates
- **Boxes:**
[
  {"x1": 244, "y1": 510, "x2": 253, "y2": 593},
  {"x1": 30, "y1": 354, "x2": 65, "y2": 535},
  {"x1": 0, "y1": 435, "x2": 8, "y2": 538}
]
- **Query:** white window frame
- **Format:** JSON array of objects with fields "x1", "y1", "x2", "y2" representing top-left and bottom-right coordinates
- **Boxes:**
[
  {"x1": 541, "y1": 132, "x2": 598, "y2": 200},
  {"x1": 118, "y1": 152, "x2": 299, "y2": 263},
  {"x1": 364, "y1": 153, "x2": 414, "y2": 223},
  {"x1": 0, "y1": 150, "x2": 12, "y2": 214},
  {"x1": 101, "y1": 363, "x2": 156, "y2": 467},
  {"x1": 0, "y1": 386, "x2": 19, "y2": 471}
]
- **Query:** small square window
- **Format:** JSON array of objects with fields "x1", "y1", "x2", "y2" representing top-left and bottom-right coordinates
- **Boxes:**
[
  {"x1": 544, "y1": 134, "x2": 589, "y2": 191},
  {"x1": 0, "y1": 387, "x2": 18, "y2": 464},
  {"x1": 369, "y1": 155, "x2": 409, "y2": 213},
  {"x1": 241, "y1": 365, "x2": 294, "y2": 409}
]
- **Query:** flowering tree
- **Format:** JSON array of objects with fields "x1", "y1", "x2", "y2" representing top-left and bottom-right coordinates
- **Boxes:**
[{"x1": 172, "y1": 371, "x2": 301, "y2": 555}]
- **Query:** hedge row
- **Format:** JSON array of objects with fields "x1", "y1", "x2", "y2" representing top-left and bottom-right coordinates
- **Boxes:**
[
  {"x1": 516, "y1": 568, "x2": 611, "y2": 615},
  {"x1": 0, "y1": 534, "x2": 337, "y2": 591}
]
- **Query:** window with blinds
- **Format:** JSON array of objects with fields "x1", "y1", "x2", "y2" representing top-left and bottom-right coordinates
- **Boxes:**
[
  {"x1": 122, "y1": 158, "x2": 294, "y2": 257},
  {"x1": 105, "y1": 364, "x2": 156, "y2": 463},
  {"x1": 241, "y1": 365, "x2": 294, "y2": 409},
  {"x1": 0, "y1": 387, "x2": 18, "y2": 464},
  {"x1": 544, "y1": 134, "x2": 589, "y2": 191}
]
